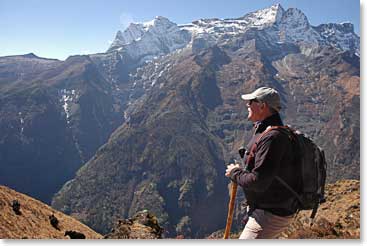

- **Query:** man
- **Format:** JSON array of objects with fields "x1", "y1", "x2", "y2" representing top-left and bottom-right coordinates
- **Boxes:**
[{"x1": 225, "y1": 87, "x2": 300, "y2": 239}]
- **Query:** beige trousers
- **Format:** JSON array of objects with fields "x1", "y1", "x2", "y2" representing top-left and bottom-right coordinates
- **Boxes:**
[{"x1": 239, "y1": 209, "x2": 294, "y2": 239}]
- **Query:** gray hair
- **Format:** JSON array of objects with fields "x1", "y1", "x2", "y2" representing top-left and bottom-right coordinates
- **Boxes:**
[{"x1": 269, "y1": 106, "x2": 279, "y2": 114}]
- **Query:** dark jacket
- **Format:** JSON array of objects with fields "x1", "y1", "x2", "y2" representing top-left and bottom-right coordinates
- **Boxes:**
[{"x1": 229, "y1": 113, "x2": 301, "y2": 216}]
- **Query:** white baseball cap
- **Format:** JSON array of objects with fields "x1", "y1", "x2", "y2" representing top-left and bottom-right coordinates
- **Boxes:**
[{"x1": 241, "y1": 87, "x2": 281, "y2": 112}]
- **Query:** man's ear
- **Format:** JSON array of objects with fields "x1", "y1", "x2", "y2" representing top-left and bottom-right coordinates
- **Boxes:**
[{"x1": 261, "y1": 102, "x2": 270, "y2": 112}]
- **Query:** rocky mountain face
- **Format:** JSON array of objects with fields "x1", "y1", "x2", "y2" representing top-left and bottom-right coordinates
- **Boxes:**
[
  {"x1": 0, "y1": 54, "x2": 123, "y2": 203},
  {"x1": 0, "y1": 4, "x2": 359, "y2": 238},
  {"x1": 52, "y1": 46, "x2": 231, "y2": 237}
]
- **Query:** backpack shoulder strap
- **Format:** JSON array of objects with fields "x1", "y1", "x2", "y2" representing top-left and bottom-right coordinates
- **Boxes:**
[
  {"x1": 246, "y1": 125, "x2": 292, "y2": 165},
  {"x1": 246, "y1": 126, "x2": 276, "y2": 163},
  {"x1": 250, "y1": 125, "x2": 294, "y2": 153}
]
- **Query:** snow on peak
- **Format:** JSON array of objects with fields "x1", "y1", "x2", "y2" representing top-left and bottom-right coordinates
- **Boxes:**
[
  {"x1": 110, "y1": 23, "x2": 146, "y2": 47},
  {"x1": 316, "y1": 22, "x2": 355, "y2": 34},
  {"x1": 142, "y1": 18, "x2": 157, "y2": 29},
  {"x1": 315, "y1": 22, "x2": 360, "y2": 55},
  {"x1": 110, "y1": 16, "x2": 182, "y2": 49},
  {"x1": 180, "y1": 4, "x2": 358, "y2": 55},
  {"x1": 275, "y1": 7, "x2": 322, "y2": 44},
  {"x1": 142, "y1": 16, "x2": 172, "y2": 30},
  {"x1": 241, "y1": 4, "x2": 285, "y2": 27},
  {"x1": 108, "y1": 16, "x2": 191, "y2": 63},
  {"x1": 180, "y1": 4, "x2": 288, "y2": 45},
  {"x1": 108, "y1": 4, "x2": 359, "y2": 62}
]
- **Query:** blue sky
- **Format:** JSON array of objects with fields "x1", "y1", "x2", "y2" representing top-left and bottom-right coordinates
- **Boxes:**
[{"x1": 0, "y1": 0, "x2": 360, "y2": 60}]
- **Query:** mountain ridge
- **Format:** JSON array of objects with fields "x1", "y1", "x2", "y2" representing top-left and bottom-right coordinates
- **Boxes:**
[
  {"x1": 0, "y1": 3, "x2": 360, "y2": 239},
  {"x1": 108, "y1": 4, "x2": 359, "y2": 65}
]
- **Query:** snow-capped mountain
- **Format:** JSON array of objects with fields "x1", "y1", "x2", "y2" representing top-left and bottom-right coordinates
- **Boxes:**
[
  {"x1": 180, "y1": 4, "x2": 284, "y2": 37},
  {"x1": 108, "y1": 4, "x2": 359, "y2": 62},
  {"x1": 315, "y1": 22, "x2": 360, "y2": 56},
  {"x1": 108, "y1": 16, "x2": 191, "y2": 63},
  {"x1": 276, "y1": 7, "x2": 322, "y2": 44},
  {"x1": 181, "y1": 4, "x2": 358, "y2": 54}
]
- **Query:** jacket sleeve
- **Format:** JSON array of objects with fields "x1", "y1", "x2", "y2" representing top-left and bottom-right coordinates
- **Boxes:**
[{"x1": 229, "y1": 131, "x2": 287, "y2": 192}]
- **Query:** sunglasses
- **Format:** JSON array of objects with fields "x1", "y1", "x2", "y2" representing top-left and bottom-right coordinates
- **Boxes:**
[{"x1": 247, "y1": 99, "x2": 261, "y2": 106}]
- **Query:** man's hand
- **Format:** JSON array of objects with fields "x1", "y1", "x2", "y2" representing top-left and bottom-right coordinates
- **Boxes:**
[{"x1": 225, "y1": 163, "x2": 240, "y2": 177}]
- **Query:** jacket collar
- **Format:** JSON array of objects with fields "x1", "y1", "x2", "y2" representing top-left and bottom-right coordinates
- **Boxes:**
[{"x1": 254, "y1": 113, "x2": 283, "y2": 134}]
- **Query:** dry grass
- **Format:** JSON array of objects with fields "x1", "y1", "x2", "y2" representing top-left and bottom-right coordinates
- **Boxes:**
[
  {"x1": 279, "y1": 179, "x2": 360, "y2": 239},
  {"x1": 0, "y1": 185, "x2": 102, "y2": 239}
]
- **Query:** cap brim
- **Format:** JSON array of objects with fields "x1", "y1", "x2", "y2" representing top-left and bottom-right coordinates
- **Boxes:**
[{"x1": 241, "y1": 94, "x2": 256, "y2": 101}]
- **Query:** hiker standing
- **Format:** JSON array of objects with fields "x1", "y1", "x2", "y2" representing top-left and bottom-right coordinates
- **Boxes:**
[{"x1": 225, "y1": 87, "x2": 301, "y2": 239}]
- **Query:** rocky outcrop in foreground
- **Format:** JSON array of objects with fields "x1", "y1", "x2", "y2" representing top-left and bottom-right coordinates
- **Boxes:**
[{"x1": 104, "y1": 210, "x2": 164, "y2": 239}]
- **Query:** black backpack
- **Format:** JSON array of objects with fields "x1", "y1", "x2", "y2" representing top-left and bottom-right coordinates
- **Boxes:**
[{"x1": 247, "y1": 125, "x2": 327, "y2": 222}]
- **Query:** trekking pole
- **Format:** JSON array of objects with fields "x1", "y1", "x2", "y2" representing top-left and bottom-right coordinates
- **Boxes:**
[
  {"x1": 223, "y1": 180, "x2": 238, "y2": 239},
  {"x1": 223, "y1": 147, "x2": 246, "y2": 239}
]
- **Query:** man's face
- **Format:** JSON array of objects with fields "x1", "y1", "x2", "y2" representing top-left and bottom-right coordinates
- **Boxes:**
[{"x1": 246, "y1": 99, "x2": 264, "y2": 122}]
